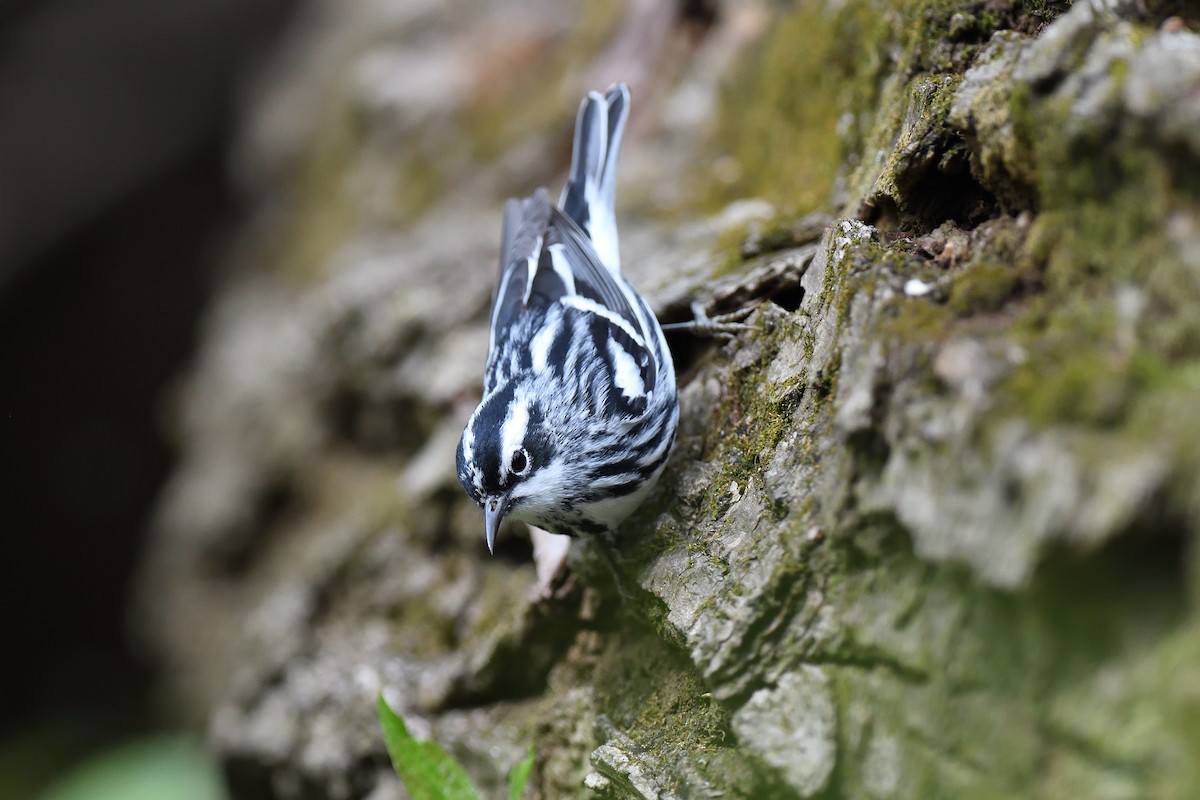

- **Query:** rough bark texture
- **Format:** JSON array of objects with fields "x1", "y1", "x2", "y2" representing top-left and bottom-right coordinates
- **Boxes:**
[{"x1": 136, "y1": 1, "x2": 1200, "y2": 798}]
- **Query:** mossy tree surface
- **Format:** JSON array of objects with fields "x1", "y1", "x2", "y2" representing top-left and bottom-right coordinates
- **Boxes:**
[
  {"x1": 137, "y1": 1, "x2": 1200, "y2": 799},
  {"x1": 607, "y1": 0, "x2": 1200, "y2": 796}
]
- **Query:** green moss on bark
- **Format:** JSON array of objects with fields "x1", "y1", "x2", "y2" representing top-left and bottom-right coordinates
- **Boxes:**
[{"x1": 708, "y1": 2, "x2": 897, "y2": 214}]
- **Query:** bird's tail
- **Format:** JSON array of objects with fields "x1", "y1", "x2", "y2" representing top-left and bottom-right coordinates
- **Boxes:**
[{"x1": 560, "y1": 83, "x2": 629, "y2": 274}]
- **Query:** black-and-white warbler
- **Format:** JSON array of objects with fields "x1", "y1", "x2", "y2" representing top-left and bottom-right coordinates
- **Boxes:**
[{"x1": 457, "y1": 84, "x2": 679, "y2": 553}]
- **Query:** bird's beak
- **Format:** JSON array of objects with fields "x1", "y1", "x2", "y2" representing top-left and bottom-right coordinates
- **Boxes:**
[{"x1": 484, "y1": 494, "x2": 510, "y2": 555}]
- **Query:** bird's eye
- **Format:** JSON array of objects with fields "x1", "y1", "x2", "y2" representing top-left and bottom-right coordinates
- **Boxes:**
[{"x1": 510, "y1": 447, "x2": 530, "y2": 475}]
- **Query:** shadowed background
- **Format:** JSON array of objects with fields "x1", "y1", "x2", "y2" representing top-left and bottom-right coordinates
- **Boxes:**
[{"x1": 0, "y1": 1, "x2": 298, "y2": 794}]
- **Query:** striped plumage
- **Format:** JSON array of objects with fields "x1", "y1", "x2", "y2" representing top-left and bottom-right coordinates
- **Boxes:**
[{"x1": 457, "y1": 84, "x2": 678, "y2": 553}]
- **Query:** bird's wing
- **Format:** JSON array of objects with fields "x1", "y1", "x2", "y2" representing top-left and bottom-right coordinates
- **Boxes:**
[
  {"x1": 543, "y1": 207, "x2": 640, "y2": 330},
  {"x1": 490, "y1": 189, "x2": 550, "y2": 352},
  {"x1": 542, "y1": 208, "x2": 657, "y2": 414},
  {"x1": 488, "y1": 193, "x2": 656, "y2": 408},
  {"x1": 492, "y1": 194, "x2": 644, "y2": 338}
]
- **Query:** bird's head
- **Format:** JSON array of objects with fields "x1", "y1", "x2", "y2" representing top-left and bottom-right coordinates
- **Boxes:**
[{"x1": 456, "y1": 381, "x2": 562, "y2": 553}]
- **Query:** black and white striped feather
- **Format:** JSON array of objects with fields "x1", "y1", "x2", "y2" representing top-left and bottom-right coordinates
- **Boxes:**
[{"x1": 457, "y1": 84, "x2": 678, "y2": 551}]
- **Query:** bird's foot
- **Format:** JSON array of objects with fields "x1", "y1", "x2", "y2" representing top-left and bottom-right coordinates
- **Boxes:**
[{"x1": 661, "y1": 301, "x2": 760, "y2": 341}]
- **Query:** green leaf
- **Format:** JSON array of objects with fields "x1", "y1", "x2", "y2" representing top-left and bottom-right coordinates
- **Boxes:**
[
  {"x1": 37, "y1": 737, "x2": 225, "y2": 800},
  {"x1": 376, "y1": 695, "x2": 480, "y2": 800},
  {"x1": 507, "y1": 745, "x2": 535, "y2": 800}
]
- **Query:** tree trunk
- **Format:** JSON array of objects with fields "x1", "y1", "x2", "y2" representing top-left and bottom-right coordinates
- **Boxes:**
[{"x1": 136, "y1": 1, "x2": 1200, "y2": 797}]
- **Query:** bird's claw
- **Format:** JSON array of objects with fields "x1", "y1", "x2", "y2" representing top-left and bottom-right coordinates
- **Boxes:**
[{"x1": 662, "y1": 300, "x2": 760, "y2": 341}]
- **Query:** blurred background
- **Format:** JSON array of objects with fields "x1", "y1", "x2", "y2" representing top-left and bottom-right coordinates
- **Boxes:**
[{"x1": 0, "y1": 1, "x2": 301, "y2": 795}]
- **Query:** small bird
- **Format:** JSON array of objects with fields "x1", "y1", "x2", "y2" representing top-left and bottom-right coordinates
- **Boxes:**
[{"x1": 457, "y1": 84, "x2": 679, "y2": 553}]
